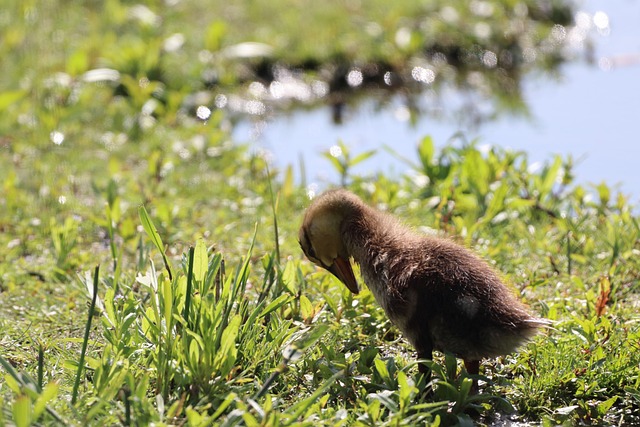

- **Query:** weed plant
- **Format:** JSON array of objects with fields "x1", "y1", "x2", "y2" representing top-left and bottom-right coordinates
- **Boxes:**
[{"x1": 2, "y1": 129, "x2": 639, "y2": 425}]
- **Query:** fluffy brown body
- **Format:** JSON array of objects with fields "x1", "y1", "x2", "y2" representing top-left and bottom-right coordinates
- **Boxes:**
[{"x1": 299, "y1": 189, "x2": 548, "y2": 381}]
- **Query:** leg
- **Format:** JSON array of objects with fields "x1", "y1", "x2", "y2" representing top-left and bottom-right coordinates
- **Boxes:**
[
  {"x1": 416, "y1": 347, "x2": 434, "y2": 399},
  {"x1": 417, "y1": 349, "x2": 432, "y2": 376},
  {"x1": 463, "y1": 359, "x2": 479, "y2": 375},
  {"x1": 463, "y1": 359, "x2": 480, "y2": 394}
]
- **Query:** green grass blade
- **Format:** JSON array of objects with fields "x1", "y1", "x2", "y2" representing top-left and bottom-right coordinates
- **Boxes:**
[
  {"x1": 72, "y1": 265, "x2": 100, "y2": 404},
  {"x1": 37, "y1": 342, "x2": 44, "y2": 392},
  {"x1": 138, "y1": 205, "x2": 173, "y2": 281},
  {"x1": 211, "y1": 392, "x2": 238, "y2": 421},
  {"x1": 266, "y1": 164, "x2": 281, "y2": 264},
  {"x1": 351, "y1": 149, "x2": 376, "y2": 166},
  {"x1": 0, "y1": 354, "x2": 22, "y2": 386},
  {"x1": 184, "y1": 245, "x2": 195, "y2": 329},
  {"x1": 286, "y1": 370, "x2": 343, "y2": 422}
]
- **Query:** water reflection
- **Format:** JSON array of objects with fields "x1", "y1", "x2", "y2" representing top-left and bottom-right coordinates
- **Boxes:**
[
  {"x1": 195, "y1": 8, "x2": 612, "y2": 127},
  {"x1": 593, "y1": 11, "x2": 610, "y2": 35},
  {"x1": 481, "y1": 52, "x2": 497, "y2": 68},
  {"x1": 50, "y1": 131, "x2": 64, "y2": 145},
  {"x1": 329, "y1": 145, "x2": 342, "y2": 158},
  {"x1": 346, "y1": 69, "x2": 363, "y2": 87},
  {"x1": 214, "y1": 94, "x2": 228, "y2": 108},
  {"x1": 196, "y1": 105, "x2": 212, "y2": 120},
  {"x1": 230, "y1": 3, "x2": 640, "y2": 202},
  {"x1": 411, "y1": 67, "x2": 435, "y2": 84}
]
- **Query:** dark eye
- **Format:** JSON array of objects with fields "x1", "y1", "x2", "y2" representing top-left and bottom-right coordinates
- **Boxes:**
[{"x1": 301, "y1": 229, "x2": 318, "y2": 259}]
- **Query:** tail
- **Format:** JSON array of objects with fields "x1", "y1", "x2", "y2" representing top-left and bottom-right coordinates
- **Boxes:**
[{"x1": 524, "y1": 317, "x2": 556, "y2": 332}]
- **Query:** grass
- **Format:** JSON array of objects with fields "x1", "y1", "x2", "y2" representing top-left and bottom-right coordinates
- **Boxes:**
[
  {"x1": 1, "y1": 0, "x2": 639, "y2": 425},
  {"x1": 2, "y1": 132, "x2": 639, "y2": 425}
]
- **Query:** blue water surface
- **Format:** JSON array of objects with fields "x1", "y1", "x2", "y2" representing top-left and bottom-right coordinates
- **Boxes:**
[{"x1": 235, "y1": 0, "x2": 640, "y2": 201}]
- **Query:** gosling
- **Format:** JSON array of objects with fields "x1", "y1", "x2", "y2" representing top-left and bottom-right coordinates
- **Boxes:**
[{"x1": 299, "y1": 189, "x2": 549, "y2": 387}]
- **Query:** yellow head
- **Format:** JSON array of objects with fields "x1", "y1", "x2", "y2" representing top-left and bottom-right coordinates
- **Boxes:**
[{"x1": 298, "y1": 190, "x2": 360, "y2": 294}]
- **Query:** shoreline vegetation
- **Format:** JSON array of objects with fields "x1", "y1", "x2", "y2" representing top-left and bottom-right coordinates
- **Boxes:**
[{"x1": 1, "y1": 1, "x2": 638, "y2": 425}]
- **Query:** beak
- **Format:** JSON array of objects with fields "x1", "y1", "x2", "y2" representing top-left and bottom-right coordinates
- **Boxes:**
[{"x1": 328, "y1": 257, "x2": 359, "y2": 294}]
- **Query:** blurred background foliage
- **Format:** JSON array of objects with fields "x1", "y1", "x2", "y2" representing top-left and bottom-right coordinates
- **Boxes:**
[{"x1": 1, "y1": 0, "x2": 582, "y2": 134}]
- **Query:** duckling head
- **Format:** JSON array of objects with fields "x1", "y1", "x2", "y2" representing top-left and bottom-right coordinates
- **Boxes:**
[{"x1": 299, "y1": 190, "x2": 360, "y2": 294}]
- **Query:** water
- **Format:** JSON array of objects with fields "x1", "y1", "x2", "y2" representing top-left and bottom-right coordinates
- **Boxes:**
[{"x1": 235, "y1": 0, "x2": 640, "y2": 202}]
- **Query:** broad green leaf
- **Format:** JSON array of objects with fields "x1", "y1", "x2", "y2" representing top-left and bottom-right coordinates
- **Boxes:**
[
  {"x1": 299, "y1": 294, "x2": 313, "y2": 320},
  {"x1": 281, "y1": 260, "x2": 297, "y2": 294},
  {"x1": 291, "y1": 324, "x2": 328, "y2": 353},
  {"x1": 456, "y1": 413, "x2": 476, "y2": 427},
  {"x1": 138, "y1": 206, "x2": 164, "y2": 253},
  {"x1": 216, "y1": 315, "x2": 241, "y2": 376},
  {"x1": 162, "y1": 277, "x2": 173, "y2": 332},
  {"x1": 397, "y1": 371, "x2": 415, "y2": 403},
  {"x1": 189, "y1": 338, "x2": 200, "y2": 363},
  {"x1": 458, "y1": 377, "x2": 473, "y2": 401},
  {"x1": 3, "y1": 374, "x2": 21, "y2": 394},
  {"x1": 103, "y1": 287, "x2": 116, "y2": 326},
  {"x1": 193, "y1": 238, "x2": 208, "y2": 282},
  {"x1": 569, "y1": 254, "x2": 587, "y2": 264},
  {"x1": 418, "y1": 135, "x2": 435, "y2": 169},
  {"x1": 13, "y1": 395, "x2": 32, "y2": 427},
  {"x1": 357, "y1": 346, "x2": 378, "y2": 374},
  {"x1": 541, "y1": 156, "x2": 562, "y2": 196},
  {"x1": 508, "y1": 198, "x2": 535, "y2": 210},
  {"x1": 138, "y1": 206, "x2": 172, "y2": 280},
  {"x1": 33, "y1": 382, "x2": 59, "y2": 419},
  {"x1": 321, "y1": 291, "x2": 339, "y2": 317},
  {"x1": 241, "y1": 411, "x2": 260, "y2": 427},
  {"x1": 445, "y1": 353, "x2": 457, "y2": 380},
  {"x1": 167, "y1": 398, "x2": 185, "y2": 418},
  {"x1": 370, "y1": 390, "x2": 399, "y2": 412},
  {"x1": 184, "y1": 328, "x2": 206, "y2": 350},
  {"x1": 462, "y1": 149, "x2": 489, "y2": 195},
  {"x1": 282, "y1": 324, "x2": 329, "y2": 364},
  {"x1": 485, "y1": 181, "x2": 509, "y2": 218},
  {"x1": 185, "y1": 407, "x2": 205, "y2": 426},
  {"x1": 351, "y1": 150, "x2": 376, "y2": 166},
  {"x1": 322, "y1": 152, "x2": 345, "y2": 175},
  {"x1": 106, "y1": 179, "x2": 119, "y2": 211},
  {"x1": 597, "y1": 395, "x2": 618, "y2": 416},
  {"x1": 260, "y1": 294, "x2": 291, "y2": 318},
  {"x1": 374, "y1": 358, "x2": 391, "y2": 383},
  {"x1": 120, "y1": 312, "x2": 137, "y2": 334},
  {"x1": 282, "y1": 165, "x2": 294, "y2": 197},
  {"x1": 367, "y1": 399, "x2": 382, "y2": 421}
]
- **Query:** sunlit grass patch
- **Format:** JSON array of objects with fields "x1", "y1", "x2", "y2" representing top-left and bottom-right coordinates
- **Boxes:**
[{"x1": 2, "y1": 138, "x2": 640, "y2": 425}]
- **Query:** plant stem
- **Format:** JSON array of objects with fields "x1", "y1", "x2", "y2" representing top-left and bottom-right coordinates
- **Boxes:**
[
  {"x1": 567, "y1": 231, "x2": 572, "y2": 276},
  {"x1": 37, "y1": 342, "x2": 44, "y2": 391},
  {"x1": 185, "y1": 246, "x2": 195, "y2": 329},
  {"x1": 72, "y1": 265, "x2": 99, "y2": 404}
]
